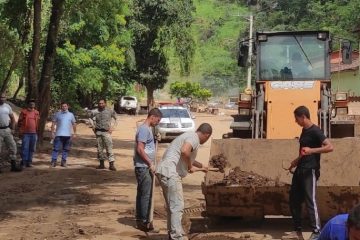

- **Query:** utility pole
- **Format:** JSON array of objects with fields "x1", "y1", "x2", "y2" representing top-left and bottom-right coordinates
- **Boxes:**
[
  {"x1": 246, "y1": 14, "x2": 253, "y2": 90},
  {"x1": 351, "y1": 29, "x2": 360, "y2": 84}
]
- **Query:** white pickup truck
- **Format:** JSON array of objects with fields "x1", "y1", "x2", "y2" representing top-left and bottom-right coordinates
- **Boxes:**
[{"x1": 114, "y1": 96, "x2": 138, "y2": 115}]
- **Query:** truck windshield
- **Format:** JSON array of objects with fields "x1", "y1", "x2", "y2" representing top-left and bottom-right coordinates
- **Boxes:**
[{"x1": 259, "y1": 35, "x2": 327, "y2": 80}]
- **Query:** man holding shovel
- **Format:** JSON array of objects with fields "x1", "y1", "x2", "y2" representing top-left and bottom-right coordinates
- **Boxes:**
[
  {"x1": 133, "y1": 108, "x2": 162, "y2": 232},
  {"x1": 283, "y1": 106, "x2": 333, "y2": 240},
  {"x1": 156, "y1": 123, "x2": 212, "y2": 240}
]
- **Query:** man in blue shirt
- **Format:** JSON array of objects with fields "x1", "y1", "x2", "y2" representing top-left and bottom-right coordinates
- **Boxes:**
[
  {"x1": 50, "y1": 102, "x2": 76, "y2": 167},
  {"x1": 319, "y1": 204, "x2": 360, "y2": 240},
  {"x1": 133, "y1": 108, "x2": 162, "y2": 232}
]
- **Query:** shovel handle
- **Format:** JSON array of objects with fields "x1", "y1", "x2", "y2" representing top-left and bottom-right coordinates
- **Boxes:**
[{"x1": 208, "y1": 167, "x2": 220, "y2": 172}]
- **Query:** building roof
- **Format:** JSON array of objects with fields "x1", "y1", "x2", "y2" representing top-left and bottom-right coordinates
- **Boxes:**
[{"x1": 331, "y1": 50, "x2": 359, "y2": 73}]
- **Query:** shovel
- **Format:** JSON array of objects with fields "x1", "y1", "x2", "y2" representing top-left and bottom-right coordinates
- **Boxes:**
[
  {"x1": 148, "y1": 139, "x2": 158, "y2": 226},
  {"x1": 208, "y1": 167, "x2": 220, "y2": 172},
  {"x1": 282, "y1": 160, "x2": 295, "y2": 174}
]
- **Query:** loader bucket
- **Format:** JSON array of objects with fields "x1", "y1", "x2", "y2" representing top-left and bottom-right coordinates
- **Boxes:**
[{"x1": 202, "y1": 138, "x2": 360, "y2": 221}]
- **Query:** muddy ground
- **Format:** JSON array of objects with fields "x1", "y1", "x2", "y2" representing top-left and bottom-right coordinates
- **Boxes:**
[{"x1": 0, "y1": 110, "x2": 314, "y2": 240}]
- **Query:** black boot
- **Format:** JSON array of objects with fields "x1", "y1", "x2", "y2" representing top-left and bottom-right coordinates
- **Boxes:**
[
  {"x1": 109, "y1": 161, "x2": 117, "y2": 171},
  {"x1": 10, "y1": 161, "x2": 22, "y2": 172},
  {"x1": 97, "y1": 160, "x2": 105, "y2": 169}
]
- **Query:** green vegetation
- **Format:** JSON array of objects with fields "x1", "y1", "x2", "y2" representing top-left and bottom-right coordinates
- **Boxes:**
[
  {"x1": 169, "y1": 81, "x2": 212, "y2": 101},
  {"x1": 0, "y1": 0, "x2": 360, "y2": 141},
  {"x1": 256, "y1": 0, "x2": 360, "y2": 42},
  {"x1": 55, "y1": 0, "x2": 132, "y2": 108},
  {"x1": 168, "y1": 0, "x2": 248, "y2": 97},
  {"x1": 129, "y1": 0, "x2": 194, "y2": 106}
]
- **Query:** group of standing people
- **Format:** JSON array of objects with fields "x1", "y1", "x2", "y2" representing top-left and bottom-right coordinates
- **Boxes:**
[
  {"x1": 0, "y1": 93, "x2": 76, "y2": 171},
  {"x1": 0, "y1": 93, "x2": 39, "y2": 172},
  {"x1": 0, "y1": 95, "x2": 117, "y2": 172},
  {"x1": 51, "y1": 98, "x2": 117, "y2": 170}
]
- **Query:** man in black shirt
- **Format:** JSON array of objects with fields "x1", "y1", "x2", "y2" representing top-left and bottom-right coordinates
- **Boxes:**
[{"x1": 283, "y1": 106, "x2": 333, "y2": 240}]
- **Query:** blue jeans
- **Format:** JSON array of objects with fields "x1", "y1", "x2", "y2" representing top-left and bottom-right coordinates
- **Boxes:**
[
  {"x1": 135, "y1": 167, "x2": 153, "y2": 224},
  {"x1": 157, "y1": 174, "x2": 185, "y2": 240},
  {"x1": 21, "y1": 133, "x2": 38, "y2": 164},
  {"x1": 51, "y1": 136, "x2": 71, "y2": 162}
]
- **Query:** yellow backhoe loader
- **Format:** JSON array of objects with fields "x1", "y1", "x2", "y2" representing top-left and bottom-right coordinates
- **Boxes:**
[{"x1": 202, "y1": 31, "x2": 360, "y2": 221}]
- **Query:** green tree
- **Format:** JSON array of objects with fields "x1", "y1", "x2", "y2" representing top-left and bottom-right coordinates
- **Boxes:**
[
  {"x1": 27, "y1": 0, "x2": 42, "y2": 101},
  {"x1": 53, "y1": 0, "x2": 132, "y2": 108},
  {"x1": 169, "y1": 81, "x2": 212, "y2": 101},
  {"x1": 168, "y1": 0, "x2": 247, "y2": 97},
  {"x1": 255, "y1": 0, "x2": 360, "y2": 42},
  {"x1": 0, "y1": 0, "x2": 31, "y2": 93},
  {"x1": 130, "y1": 0, "x2": 195, "y2": 106},
  {"x1": 37, "y1": 0, "x2": 66, "y2": 142},
  {"x1": 193, "y1": 88, "x2": 212, "y2": 101}
]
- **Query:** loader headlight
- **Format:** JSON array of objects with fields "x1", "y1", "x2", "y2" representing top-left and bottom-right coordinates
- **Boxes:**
[
  {"x1": 335, "y1": 92, "x2": 348, "y2": 101},
  {"x1": 336, "y1": 107, "x2": 348, "y2": 115},
  {"x1": 240, "y1": 93, "x2": 252, "y2": 101},
  {"x1": 239, "y1": 109, "x2": 250, "y2": 115}
]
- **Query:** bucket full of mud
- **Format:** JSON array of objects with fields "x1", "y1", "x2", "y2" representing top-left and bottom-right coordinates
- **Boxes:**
[{"x1": 202, "y1": 138, "x2": 360, "y2": 221}]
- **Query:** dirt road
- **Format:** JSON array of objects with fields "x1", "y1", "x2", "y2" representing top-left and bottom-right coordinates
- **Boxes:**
[{"x1": 0, "y1": 111, "x2": 313, "y2": 240}]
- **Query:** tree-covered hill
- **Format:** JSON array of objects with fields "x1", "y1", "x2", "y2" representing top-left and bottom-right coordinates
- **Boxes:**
[
  {"x1": 1, "y1": 0, "x2": 360, "y2": 123},
  {"x1": 168, "y1": 0, "x2": 360, "y2": 98},
  {"x1": 167, "y1": 0, "x2": 249, "y2": 98}
]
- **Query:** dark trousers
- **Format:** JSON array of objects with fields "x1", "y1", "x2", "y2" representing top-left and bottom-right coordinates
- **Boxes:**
[
  {"x1": 51, "y1": 136, "x2": 71, "y2": 162},
  {"x1": 289, "y1": 167, "x2": 321, "y2": 232},
  {"x1": 135, "y1": 167, "x2": 152, "y2": 224},
  {"x1": 21, "y1": 133, "x2": 37, "y2": 164}
]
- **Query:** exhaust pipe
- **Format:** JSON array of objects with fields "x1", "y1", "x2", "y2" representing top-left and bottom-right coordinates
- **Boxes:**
[
  {"x1": 320, "y1": 84, "x2": 330, "y2": 136},
  {"x1": 255, "y1": 84, "x2": 265, "y2": 139}
]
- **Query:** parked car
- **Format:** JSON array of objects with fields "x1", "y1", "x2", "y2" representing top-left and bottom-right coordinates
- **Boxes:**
[
  {"x1": 155, "y1": 106, "x2": 196, "y2": 142},
  {"x1": 114, "y1": 96, "x2": 138, "y2": 115}
]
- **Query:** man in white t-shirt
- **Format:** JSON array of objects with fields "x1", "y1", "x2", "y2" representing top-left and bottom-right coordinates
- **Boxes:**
[
  {"x1": 0, "y1": 93, "x2": 21, "y2": 172},
  {"x1": 156, "y1": 123, "x2": 212, "y2": 240}
]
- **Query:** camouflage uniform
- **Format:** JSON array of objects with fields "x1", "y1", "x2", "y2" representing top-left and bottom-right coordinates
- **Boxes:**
[
  {"x1": 0, "y1": 128, "x2": 17, "y2": 162},
  {"x1": 92, "y1": 108, "x2": 117, "y2": 163},
  {"x1": 0, "y1": 102, "x2": 18, "y2": 171}
]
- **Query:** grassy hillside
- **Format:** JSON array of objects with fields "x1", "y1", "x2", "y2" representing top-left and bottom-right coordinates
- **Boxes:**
[{"x1": 167, "y1": 0, "x2": 249, "y2": 98}]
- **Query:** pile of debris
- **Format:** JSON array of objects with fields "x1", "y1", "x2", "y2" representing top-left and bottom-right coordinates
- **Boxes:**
[
  {"x1": 209, "y1": 153, "x2": 285, "y2": 187},
  {"x1": 209, "y1": 154, "x2": 227, "y2": 173},
  {"x1": 225, "y1": 167, "x2": 285, "y2": 187}
]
